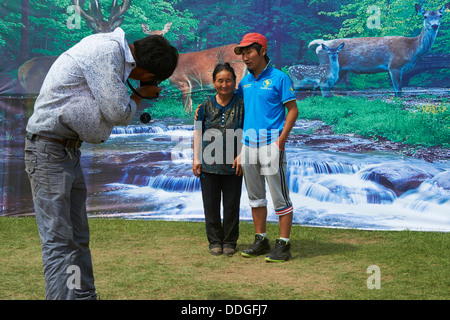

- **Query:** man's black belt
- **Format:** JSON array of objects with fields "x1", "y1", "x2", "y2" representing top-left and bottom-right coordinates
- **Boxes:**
[{"x1": 26, "y1": 133, "x2": 83, "y2": 149}]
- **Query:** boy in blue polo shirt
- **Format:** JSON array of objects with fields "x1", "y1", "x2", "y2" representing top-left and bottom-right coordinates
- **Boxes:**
[{"x1": 235, "y1": 33, "x2": 298, "y2": 262}]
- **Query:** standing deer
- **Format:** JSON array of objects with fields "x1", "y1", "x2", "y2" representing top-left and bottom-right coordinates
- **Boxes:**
[
  {"x1": 18, "y1": 56, "x2": 58, "y2": 94},
  {"x1": 167, "y1": 44, "x2": 246, "y2": 113},
  {"x1": 18, "y1": 0, "x2": 130, "y2": 94},
  {"x1": 289, "y1": 43, "x2": 344, "y2": 97},
  {"x1": 141, "y1": 23, "x2": 246, "y2": 113},
  {"x1": 308, "y1": 3, "x2": 449, "y2": 97}
]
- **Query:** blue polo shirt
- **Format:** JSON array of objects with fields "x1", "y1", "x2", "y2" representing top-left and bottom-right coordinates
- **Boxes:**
[{"x1": 236, "y1": 62, "x2": 296, "y2": 147}]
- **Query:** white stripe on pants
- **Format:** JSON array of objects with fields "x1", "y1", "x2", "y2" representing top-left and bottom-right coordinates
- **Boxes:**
[{"x1": 241, "y1": 142, "x2": 293, "y2": 215}]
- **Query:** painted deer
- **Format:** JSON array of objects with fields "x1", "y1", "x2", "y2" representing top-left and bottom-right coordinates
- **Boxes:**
[
  {"x1": 71, "y1": 0, "x2": 130, "y2": 33},
  {"x1": 18, "y1": 0, "x2": 130, "y2": 93},
  {"x1": 142, "y1": 22, "x2": 172, "y2": 36},
  {"x1": 167, "y1": 44, "x2": 246, "y2": 113},
  {"x1": 308, "y1": 3, "x2": 449, "y2": 97},
  {"x1": 289, "y1": 43, "x2": 344, "y2": 97},
  {"x1": 141, "y1": 23, "x2": 246, "y2": 113},
  {"x1": 18, "y1": 56, "x2": 58, "y2": 94}
]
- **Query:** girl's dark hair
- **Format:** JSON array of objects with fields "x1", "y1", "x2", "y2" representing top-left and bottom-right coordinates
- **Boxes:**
[
  {"x1": 248, "y1": 43, "x2": 270, "y2": 63},
  {"x1": 133, "y1": 35, "x2": 179, "y2": 81},
  {"x1": 212, "y1": 62, "x2": 237, "y2": 82}
]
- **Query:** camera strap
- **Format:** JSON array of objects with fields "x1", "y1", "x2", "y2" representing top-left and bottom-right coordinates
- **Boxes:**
[{"x1": 126, "y1": 80, "x2": 153, "y2": 124}]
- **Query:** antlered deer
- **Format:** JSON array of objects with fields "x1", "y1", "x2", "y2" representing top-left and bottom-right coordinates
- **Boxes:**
[
  {"x1": 18, "y1": 0, "x2": 130, "y2": 94},
  {"x1": 289, "y1": 43, "x2": 344, "y2": 97},
  {"x1": 308, "y1": 3, "x2": 449, "y2": 97},
  {"x1": 71, "y1": 0, "x2": 130, "y2": 33}
]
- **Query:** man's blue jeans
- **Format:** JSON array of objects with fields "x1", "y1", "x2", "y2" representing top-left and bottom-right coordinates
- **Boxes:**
[{"x1": 24, "y1": 137, "x2": 96, "y2": 300}]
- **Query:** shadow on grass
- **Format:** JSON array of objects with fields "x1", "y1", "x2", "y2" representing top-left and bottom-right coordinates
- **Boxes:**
[
  {"x1": 292, "y1": 239, "x2": 357, "y2": 259},
  {"x1": 236, "y1": 239, "x2": 357, "y2": 261}
]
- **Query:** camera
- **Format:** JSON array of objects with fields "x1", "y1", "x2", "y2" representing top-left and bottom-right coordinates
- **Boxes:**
[{"x1": 139, "y1": 80, "x2": 160, "y2": 99}]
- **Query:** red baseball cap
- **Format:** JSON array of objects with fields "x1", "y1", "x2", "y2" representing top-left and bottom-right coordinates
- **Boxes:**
[{"x1": 234, "y1": 33, "x2": 268, "y2": 55}]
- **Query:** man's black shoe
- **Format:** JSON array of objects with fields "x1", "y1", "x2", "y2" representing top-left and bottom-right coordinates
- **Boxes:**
[
  {"x1": 241, "y1": 234, "x2": 271, "y2": 258},
  {"x1": 265, "y1": 239, "x2": 292, "y2": 262}
]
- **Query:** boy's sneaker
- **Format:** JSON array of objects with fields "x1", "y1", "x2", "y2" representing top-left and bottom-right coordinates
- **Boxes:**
[
  {"x1": 265, "y1": 239, "x2": 292, "y2": 262},
  {"x1": 241, "y1": 234, "x2": 271, "y2": 257}
]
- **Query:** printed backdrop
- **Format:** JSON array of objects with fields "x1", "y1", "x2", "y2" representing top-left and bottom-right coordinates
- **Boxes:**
[{"x1": 0, "y1": 0, "x2": 449, "y2": 231}]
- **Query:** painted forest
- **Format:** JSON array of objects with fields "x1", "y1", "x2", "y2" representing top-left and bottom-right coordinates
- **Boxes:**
[{"x1": 0, "y1": 0, "x2": 449, "y2": 96}]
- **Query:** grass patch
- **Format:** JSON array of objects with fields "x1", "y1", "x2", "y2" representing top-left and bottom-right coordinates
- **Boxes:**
[
  {"x1": 1, "y1": 217, "x2": 449, "y2": 300},
  {"x1": 298, "y1": 96, "x2": 449, "y2": 147}
]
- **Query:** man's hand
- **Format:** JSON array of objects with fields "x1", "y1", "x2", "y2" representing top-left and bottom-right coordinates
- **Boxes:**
[
  {"x1": 275, "y1": 136, "x2": 287, "y2": 151},
  {"x1": 138, "y1": 84, "x2": 162, "y2": 99},
  {"x1": 130, "y1": 85, "x2": 162, "y2": 106}
]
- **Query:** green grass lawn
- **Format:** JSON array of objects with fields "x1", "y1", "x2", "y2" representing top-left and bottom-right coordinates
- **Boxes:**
[{"x1": 1, "y1": 217, "x2": 448, "y2": 300}]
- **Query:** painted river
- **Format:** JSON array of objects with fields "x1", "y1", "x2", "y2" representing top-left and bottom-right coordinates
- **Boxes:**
[{"x1": 1, "y1": 96, "x2": 449, "y2": 232}]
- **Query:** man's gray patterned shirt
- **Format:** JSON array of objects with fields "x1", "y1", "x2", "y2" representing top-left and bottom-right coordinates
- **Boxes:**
[{"x1": 26, "y1": 27, "x2": 137, "y2": 144}]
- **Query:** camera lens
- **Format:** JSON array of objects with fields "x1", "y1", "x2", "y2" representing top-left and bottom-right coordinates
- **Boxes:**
[{"x1": 140, "y1": 112, "x2": 152, "y2": 124}]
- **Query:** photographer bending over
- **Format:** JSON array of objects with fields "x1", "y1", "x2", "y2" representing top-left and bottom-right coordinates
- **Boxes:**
[{"x1": 24, "y1": 27, "x2": 178, "y2": 300}]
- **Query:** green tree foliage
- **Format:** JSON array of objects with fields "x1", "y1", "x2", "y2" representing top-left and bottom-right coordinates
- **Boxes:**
[
  {"x1": 0, "y1": 0, "x2": 200, "y2": 71},
  {"x1": 171, "y1": 0, "x2": 351, "y2": 65},
  {"x1": 0, "y1": 3, "x2": 21, "y2": 48},
  {"x1": 120, "y1": 0, "x2": 198, "y2": 51},
  {"x1": 1, "y1": 0, "x2": 449, "y2": 82}
]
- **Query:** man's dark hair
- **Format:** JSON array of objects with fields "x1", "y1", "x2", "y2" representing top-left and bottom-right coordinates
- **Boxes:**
[
  {"x1": 212, "y1": 62, "x2": 237, "y2": 82},
  {"x1": 247, "y1": 43, "x2": 270, "y2": 64},
  {"x1": 133, "y1": 35, "x2": 179, "y2": 81}
]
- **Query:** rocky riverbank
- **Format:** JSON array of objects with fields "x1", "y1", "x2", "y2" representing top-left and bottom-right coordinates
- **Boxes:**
[
  {"x1": 290, "y1": 119, "x2": 449, "y2": 163},
  {"x1": 293, "y1": 87, "x2": 449, "y2": 163}
]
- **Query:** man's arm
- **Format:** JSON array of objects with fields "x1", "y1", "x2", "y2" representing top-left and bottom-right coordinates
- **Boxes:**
[
  {"x1": 83, "y1": 44, "x2": 160, "y2": 126},
  {"x1": 82, "y1": 49, "x2": 136, "y2": 125},
  {"x1": 276, "y1": 100, "x2": 298, "y2": 151}
]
